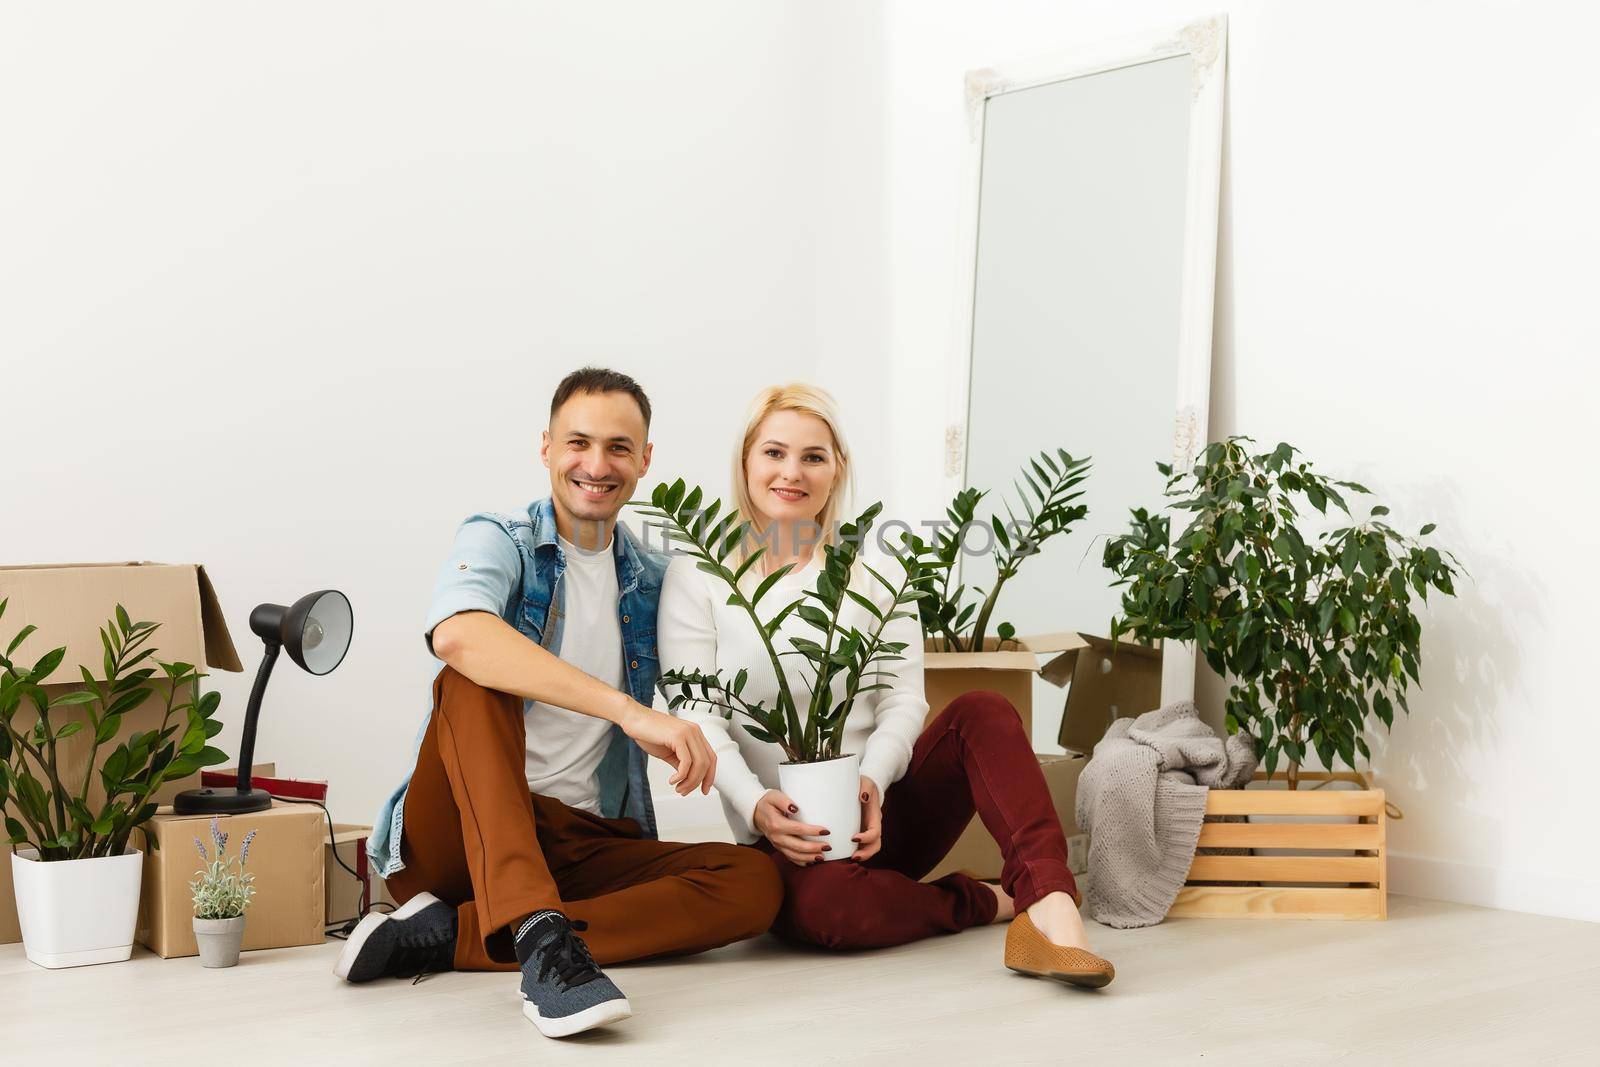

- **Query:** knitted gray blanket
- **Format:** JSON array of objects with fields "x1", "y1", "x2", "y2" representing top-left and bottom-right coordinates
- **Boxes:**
[{"x1": 1074, "y1": 700, "x2": 1256, "y2": 928}]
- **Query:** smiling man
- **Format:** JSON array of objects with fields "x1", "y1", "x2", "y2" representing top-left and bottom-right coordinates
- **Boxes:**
[{"x1": 343, "y1": 368, "x2": 782, "y2": 1039}]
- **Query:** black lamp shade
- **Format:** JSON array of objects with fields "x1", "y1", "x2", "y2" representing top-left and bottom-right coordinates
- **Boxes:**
[
  {"x1": 174, "y1": 588, "x2": 352, "y2": 816},
  {"x1": 282, "y1": 589, "x2": 353, "y2": 675}
]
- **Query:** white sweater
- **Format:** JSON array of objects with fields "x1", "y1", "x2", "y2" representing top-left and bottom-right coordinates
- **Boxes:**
[{"x1": 655, "y1": 548, "x2": 929, "y2": 843}]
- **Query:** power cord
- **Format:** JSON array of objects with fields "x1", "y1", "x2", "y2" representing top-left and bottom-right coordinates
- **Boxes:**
[{"x1": 267, "y1": 792, "x2": 395, "y2": 938}]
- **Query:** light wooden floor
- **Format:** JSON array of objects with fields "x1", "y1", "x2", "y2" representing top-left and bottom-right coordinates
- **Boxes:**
[{"x1": 3, "y1": 895, "x2": 1597, "y2": 1064}]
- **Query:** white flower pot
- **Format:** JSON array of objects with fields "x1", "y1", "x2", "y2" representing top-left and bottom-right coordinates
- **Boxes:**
[
  {"x1": 193, "y1": 916, "x2": 247, "y2": 968},
  {"x1": 778, "y1": 753, "x2": 861, "y2": 862},
  {"x1": 10, "y1": 847, "x2": 144, "y2": 969}
]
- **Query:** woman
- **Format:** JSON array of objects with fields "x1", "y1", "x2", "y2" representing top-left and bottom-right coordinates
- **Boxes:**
[{"x1": 656, "y1": 383, "x2": 1114, "y2": 987}]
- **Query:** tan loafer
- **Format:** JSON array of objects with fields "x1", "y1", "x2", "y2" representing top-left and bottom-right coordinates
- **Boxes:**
[{"x1": 1004, "y1": 912, "x2": 1115, "y2": 989}]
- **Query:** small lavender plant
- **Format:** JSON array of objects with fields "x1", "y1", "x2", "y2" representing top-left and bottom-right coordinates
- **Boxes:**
[{"x1": 190, "y1": 818, "x2": 257, "y2": 920}]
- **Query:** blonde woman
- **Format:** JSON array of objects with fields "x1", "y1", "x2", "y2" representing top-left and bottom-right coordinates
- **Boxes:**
[{"x1": 656, "y1": 383, "x2": 1114, "y2": 987}]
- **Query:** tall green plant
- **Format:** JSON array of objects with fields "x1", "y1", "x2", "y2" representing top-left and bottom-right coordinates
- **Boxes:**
[
  {"x1": 0, "y1": 600, "x2": 229, "y2": 860},
  {"x1": 637, "y1": 480, "x2": 935, "y2": 764},
  {"x1": 1102, "y1": 437, "x2": 1460, "y2": 789},
  {"x1": 919, "y1": 448, "x2": 1091, "y2": 651}
]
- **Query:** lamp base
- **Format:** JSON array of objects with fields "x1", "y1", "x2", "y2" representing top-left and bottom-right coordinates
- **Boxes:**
[{"x1": 172, "y1": 787, "x2": 273, "y2": 815}]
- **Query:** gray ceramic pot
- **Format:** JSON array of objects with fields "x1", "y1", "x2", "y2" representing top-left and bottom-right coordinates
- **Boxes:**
[{"x1": 193, "y1": 915, "x2": 246, "y2": 968}]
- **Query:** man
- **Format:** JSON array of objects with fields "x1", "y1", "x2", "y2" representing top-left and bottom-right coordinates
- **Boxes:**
[{"x1": 339, "y1": 368, "x2": 782, "y2": 1038}]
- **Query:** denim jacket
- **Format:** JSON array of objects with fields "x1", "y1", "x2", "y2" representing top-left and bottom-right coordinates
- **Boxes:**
[{"x1": 368, "y1": 497, "x2": 668, "y2": 878}]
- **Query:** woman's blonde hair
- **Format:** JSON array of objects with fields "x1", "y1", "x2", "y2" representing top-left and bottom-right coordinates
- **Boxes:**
[{"x1": 731, "y1": 382, "x2": 854, "y2": 567}]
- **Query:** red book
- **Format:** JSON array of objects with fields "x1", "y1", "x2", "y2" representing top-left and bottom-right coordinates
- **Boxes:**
[{"x1": 200, "y1": 769, "x2": 329, "y2": 803}]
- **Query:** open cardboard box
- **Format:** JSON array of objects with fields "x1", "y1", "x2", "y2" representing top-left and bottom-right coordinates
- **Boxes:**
[
  {"x1": 0, "y1": 562, "x2": 243, "y2": 945},
  {"x1": 923, "y1": 633, "x2": 1081, "y2": 739},
  {"x1": 924, "y1": 631, "x2": 1162, "y2": 753},
  {"x1": 1042, "y1": 632, "x2": 1163, "y2": 755},
  {"x1": 921, "y1": 631, "x2": 1161, "y2": 881}
]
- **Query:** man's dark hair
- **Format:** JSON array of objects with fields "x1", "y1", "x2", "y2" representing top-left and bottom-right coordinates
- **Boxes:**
[{"x1": 549, "y1": 366, "x2": 652, "y2": 432}]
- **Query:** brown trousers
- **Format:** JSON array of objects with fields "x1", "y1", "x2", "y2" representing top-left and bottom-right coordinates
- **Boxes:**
[{"x1": 385, "y1": 667, "x2": 783, "y2": 970}]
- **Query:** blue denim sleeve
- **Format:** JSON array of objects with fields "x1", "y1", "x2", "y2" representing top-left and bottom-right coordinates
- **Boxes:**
[{"x1": 423, "y1": 516, "x2": 523, "y2": 655}]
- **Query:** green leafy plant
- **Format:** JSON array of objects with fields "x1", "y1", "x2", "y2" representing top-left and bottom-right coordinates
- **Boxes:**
[
  {"x1": 0, "y1": 600, "x2": 230, "y2": 860},
  {"x1": 191, "y1": 818, "x2": 257, "y2": 920},
  {"x1": 1102, "y1": 437, "x2": 1461, "y2": 789},
  {"x1": 637, "y1": 480, "x2": 935, "y2": 764},
  {"x1": 919, "y1": 448, "x2": 1091, "y2": 651}
]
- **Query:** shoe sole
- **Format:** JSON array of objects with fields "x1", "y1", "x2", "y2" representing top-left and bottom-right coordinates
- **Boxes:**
[
  {"x1": 333, "y1": 892, "x2": 443, "y2": 982},
  {"x1": 522, "y1": 997, "x2": 634, "y2": 1038},
  {"x1": 1007, "y1": 964, "x2": 1114, "y2": 989}
]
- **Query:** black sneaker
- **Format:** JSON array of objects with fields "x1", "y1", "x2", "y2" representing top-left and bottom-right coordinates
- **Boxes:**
[
  {"x1": 333, "y1": 892, "x2": 456, "y2": 983},
  {"x1": 514, "y1": 911, "x2": 632, "y2": 1038}
]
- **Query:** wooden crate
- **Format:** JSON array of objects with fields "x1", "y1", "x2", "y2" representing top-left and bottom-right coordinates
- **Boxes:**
[{"x1": 1168, "y1": 772, "x2": 1387, "y2": 920}]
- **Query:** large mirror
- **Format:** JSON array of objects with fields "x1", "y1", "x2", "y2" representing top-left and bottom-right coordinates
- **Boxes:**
[{"x1": 950, "y1": 18, "x2": 1226, "y2": 752}]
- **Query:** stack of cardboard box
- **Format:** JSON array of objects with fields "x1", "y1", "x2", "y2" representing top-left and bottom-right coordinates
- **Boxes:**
[{"x1": 0, "y1": 564, "x2": 332, "y2": 959}]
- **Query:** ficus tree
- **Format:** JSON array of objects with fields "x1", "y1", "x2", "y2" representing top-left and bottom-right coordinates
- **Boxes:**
[
  {"x1": 918, "y1": 447, "x2": 1091, "y2": 651},
  {"x1": 0, "y1": 600, "x2": 230, "y2": 859},
  {"x1": 637, "y1": 480, "x2": 935, "y2": 764},
  {"x1": 1102, "y1": 437, "x2": 1460, "y2": 789}
]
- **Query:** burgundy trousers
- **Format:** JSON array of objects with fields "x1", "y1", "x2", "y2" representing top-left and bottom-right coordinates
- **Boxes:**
[{"x1": 761, "y1": 690, "x2": 1079, "y2": 951}]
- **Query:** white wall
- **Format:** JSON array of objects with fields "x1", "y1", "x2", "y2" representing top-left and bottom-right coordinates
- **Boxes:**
[
  {"x1": 879, "y1": 0, "x2": 1600, "y2": 920},
  {"x1": 0, "y1": 0, "x2": 847, "y2": 833},
  {"x1": 6, "y1": 1, "x2": 1594, "y2": 922}
]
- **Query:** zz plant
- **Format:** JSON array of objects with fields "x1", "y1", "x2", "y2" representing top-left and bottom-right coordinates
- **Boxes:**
[
  {"x1": 637, "y1": 480, "x2": 935, "y2": 764},
  {"x1": 1102, "y1": 437, "x2": 1460, "y2": 789},
  {"x1": 0, "y1": 599, "x2": 230, "y2": 859},
  {"x1": 919, "y1": 448, "x2": 1091, "y2": 651}
]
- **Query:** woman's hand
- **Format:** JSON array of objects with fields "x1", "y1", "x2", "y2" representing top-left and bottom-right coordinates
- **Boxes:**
[
  {"x1": 851, "y1": 776, "x2": 883, "y2": 862},
  {"x1": 753, "y1": 789, "x2": 831, "y2": 865}
]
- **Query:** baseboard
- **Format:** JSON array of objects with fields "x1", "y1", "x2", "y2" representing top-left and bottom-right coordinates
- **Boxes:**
[{"x1": 1388, "y1": 852, "x2": 1600, "y2": 923}]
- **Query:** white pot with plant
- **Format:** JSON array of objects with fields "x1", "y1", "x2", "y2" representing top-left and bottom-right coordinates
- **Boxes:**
[
  {"x1": 1, "y1": 600, "x2": 230, "y2": 968},
  {"x1": 191, "y1": 817, "x2": 257, "y2": 967},
  {"x1": 640, "y1": 482, "x2": 935, "y2": 860}
]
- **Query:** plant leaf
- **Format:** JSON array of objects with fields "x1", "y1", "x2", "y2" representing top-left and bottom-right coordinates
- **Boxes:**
[{"x1": 6, "y1": 624, "x2": 36, "y2": 657}]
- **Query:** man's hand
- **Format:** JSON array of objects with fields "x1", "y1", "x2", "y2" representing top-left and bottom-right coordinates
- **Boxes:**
[
  {"x1": 850, "y1": 776, "x2": 883, "y2": 862},
  {"x1": 620, "y1": 704, "x2": 717, "y2": 796},
  {"x1": 753, "y1": 789, "x2": 830, "y2": 865}
]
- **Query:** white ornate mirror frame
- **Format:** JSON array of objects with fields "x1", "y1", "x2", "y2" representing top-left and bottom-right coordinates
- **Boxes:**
[{"x1": 944, "y1": 15, "x2": 1227, "y2": 704}]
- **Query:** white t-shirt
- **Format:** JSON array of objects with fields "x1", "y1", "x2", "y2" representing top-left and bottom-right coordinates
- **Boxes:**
[{"x1": 523, "y1": 535, "x2": 624, "y2": 813}]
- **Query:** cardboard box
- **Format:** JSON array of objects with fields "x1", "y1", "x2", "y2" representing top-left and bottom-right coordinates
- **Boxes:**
[
  {"x1": 1041, "y1": 633, "x2": 1162, "y2": 755},
  {"x1": 924, "y1": 634, "x2": 1088, "y2": 740},
  {"x1": 0, "y1": 834, "x2": 17, "y2": 944},
  {"x1": 924, "y1": 753, "x2": 1088, "y2": 882},
  {"x1": 925, "y1": 632, "x2": 1163, "y2": 755},
  {"x1": 326, "y1": 824, "x2": 393, "y2": 926},
  {"x1": 136, "y1": 801, "x2": 326, "y2": 958},
  {"x1": 917, "y1": 632, "x2": 1159, "y2": 886},
  {"x1": 208, "y1": 769, "x2": 390, "y2": 928},
  {"x1": 0, "y1": 562, "x2": 243, "y2": 945}
]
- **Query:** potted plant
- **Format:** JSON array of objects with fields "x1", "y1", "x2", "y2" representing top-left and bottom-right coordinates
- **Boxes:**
[
  {"x1": 639, "y1": 481, "x2": 934, "y2": 859},
  {"x1": 1103, "y1": 437, "x2": 1459, "y2": 787},
  {"x1": 918, "y1": 447, "x2": 1092, "y2": 651},
  {"x1": 909, "y1": 448, "x2": 1096, "y2": 732},
  {"x1": 0, "y1": 599, "x2": 230, "y2": 967},
  {"x1": 190, "y1": 817, "x2": 257, "y2": 967},
  {"x1": 1102, "y1": 438, "x2": 1461, "y2": 919}
]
